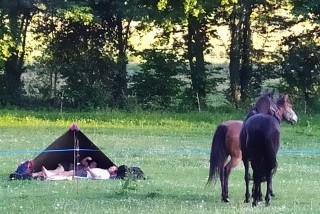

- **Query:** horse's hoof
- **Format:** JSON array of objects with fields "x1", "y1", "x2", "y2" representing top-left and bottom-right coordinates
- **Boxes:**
[
  {"x1": 244, "y1": 198, "x2": 250, "y2": 203},
  {"x1": 265, "y1": 201, "x2": 270, "y2": 207},
  {"x1": 222, "y1": 198, "x2": 230, "y2": 203},
  {"x1": 252, "y1": 201, "x2": 257, "y2": 207}
]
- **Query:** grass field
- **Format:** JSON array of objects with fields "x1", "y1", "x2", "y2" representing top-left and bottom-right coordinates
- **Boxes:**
[{"x1": 0, "y1": 109, "x2": 319, "y2": 214}]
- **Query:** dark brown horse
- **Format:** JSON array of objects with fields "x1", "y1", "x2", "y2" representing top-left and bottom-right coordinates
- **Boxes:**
[
  {"x1": 207, "y1": 92, "x2": 276, "y2": 202},
  {"x1": 240, "y1": 94, "x2": 298, "y2": 207}
]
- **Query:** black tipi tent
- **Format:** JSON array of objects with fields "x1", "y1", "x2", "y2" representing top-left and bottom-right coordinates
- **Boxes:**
[{"x1": 32, "y1": 124, "x2": 115, "y2": 172}]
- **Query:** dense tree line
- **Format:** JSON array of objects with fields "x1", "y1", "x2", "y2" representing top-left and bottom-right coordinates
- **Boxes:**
[{"x1": 0, "y1": 0, "x2": 319, "y2": 112}]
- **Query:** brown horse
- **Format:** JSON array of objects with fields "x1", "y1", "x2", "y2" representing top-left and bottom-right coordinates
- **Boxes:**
[
  {"x1": 207, "y1": 92, "x2": 276, "y2": 202},
  {"x1": 240, "y1": 94, "x2": 298, "y2": 207}
]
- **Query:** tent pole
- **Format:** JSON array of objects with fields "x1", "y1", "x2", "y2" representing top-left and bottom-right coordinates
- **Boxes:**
[
  {"x1": 73, "y1": 131, "x2": 76, "y2": 180},
  {"x1": 73, "y1": 131, "x2": 80, "y2": 194}
]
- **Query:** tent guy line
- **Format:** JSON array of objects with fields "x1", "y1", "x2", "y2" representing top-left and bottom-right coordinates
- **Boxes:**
[
  {"x1": 1, "y1": 148, "x2": 320, "y2": 156},
  {"x1": 0, "y1": 148, "x2": 100, "y2": 155}
]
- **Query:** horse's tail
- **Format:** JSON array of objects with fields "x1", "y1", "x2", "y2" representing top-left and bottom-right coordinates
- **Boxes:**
[
  {"x1": 239, "y1": 124, "x2": 247, "y2": 156},
  {"x1": 263, "y1": 135, "x2": 279, "y2": 177},
  {"x1": 207, "y1": 124, "x2": 228, "y2": 184}
]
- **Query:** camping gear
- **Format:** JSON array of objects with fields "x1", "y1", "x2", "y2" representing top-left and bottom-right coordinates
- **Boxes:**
[
  {"x1": 116, "y1": 165, "x2": 146, "y2": 180},
  {"x1": 32, "y1": 123, "x2": 115, "y2": 172},
  {"x1": 9, "y1": 124, "x2": 147, "y2": 181},
  {"x1": 9, "y1": 160, "x2": 34, "y2": 180}
]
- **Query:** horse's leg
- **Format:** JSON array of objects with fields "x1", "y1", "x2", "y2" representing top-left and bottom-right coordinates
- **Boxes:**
[
  {"x1": 257, "y1": 184, "x2": 263, "y2": 202},
  {"x1": 265, "y1": 167, "x2": 275, "y2": 206},
  {"x1": 265, "y1": 175, "x2": 272, "y2": 206},
  {"x1": 270, "y1": 182, "x2": 275, "y2": 197},
  {"x1": 251, "y1": 169, "x2": 262, "y2": 207},
  {"x1": 221, "y1": 165, "x2": 230, "y2": 202},
  {"x1": 251, "y1": 184, "x2": 262, "y2": 202},
  {"x1": 243, "y1": 158, "x2": 250, "y2": 203},
  {"x1": 251, "y1": 157, "x2": 262, "y2": 207},
  {"x1": 269, "y1": 169, "x2": 275, "y2": 198},
  {"x1": 258, "y1": 183, "x2": 262, "y2": 203},
  {"x1": 219, "y1": 165, "x2": 226, "y2": 202},
  {"x1": 223, "y1": 156, "x2": 241, "y2": 202},
  {"x1": 252, "y1": 185, "x2": 262, "y2": 202},
  {"x1": 252, "y1": 181, "x2": 257, "y2": 207},
  {"x1": 252, "y1": 181, "x2": 262, "y2": 207}
]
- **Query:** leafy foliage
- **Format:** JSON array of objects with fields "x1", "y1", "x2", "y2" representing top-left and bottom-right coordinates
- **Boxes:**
[
  {"x1": 30, "y1": 2, "x2": 117, "y2": 109},
  {"x1": 0, "y1": 0, "x2": 319, "y2": 112},
  {"x1": 61, "y1": 50, "x2": 116, "y2": 109},
  {"x1": 132, "y1": 49, "x2": 187, "y2": 110},
  {"x1": 291, "y1": 0, "x2": 320, "y2": 20},
  {"x1": 279, "y1": 29, "x2": 320, "y2": 111}
]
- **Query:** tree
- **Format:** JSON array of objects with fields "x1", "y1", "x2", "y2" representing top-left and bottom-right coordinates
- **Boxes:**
[
  {"x1": 186, "y1": 14, "x2": 208, "y2": 110},
  {"x1": 31, "y1": 0, "x2": 154, "y2": 109},
  {"x1": 280, "y1": 30, "x2": 320, "y2": 112},
  {"x1": 132, "y1": 49, "x2": 186, "y2": 110},
  {"x1": 225, "y1": 0, "x2": 260, "y2": 106},
  {"x1": 291, "y1": 0, "x2": 320, "y2": 21},
  {"x1": 35, "y1": 3, "x2": 118, "y2": 109},
  {"x1": 148, "y1": 0, "x2": 222, "y2": 110},
  {"x1": 0, "y1": 0, "x2": 37, "y2": 105},
  {"x1": 89, "y1": 0, "x2": 150, "y2": 109},
  {"x1": 220, "y1": 0, "x2": 302, "y2": 106},
  {"x1": 278, "y1": 0, "x2": 320, "y2": 112}
]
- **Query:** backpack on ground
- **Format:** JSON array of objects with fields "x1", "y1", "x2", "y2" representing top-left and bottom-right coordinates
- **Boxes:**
[
  {"x1": 116, "y1": 165, "x2": 146, "y2": 180},
  {"x1": 9, "y1": 160, "x2": 34, "y2": 180},
  {"x1": 128, "y1": 166, "x2": 145, "y2": 180}
]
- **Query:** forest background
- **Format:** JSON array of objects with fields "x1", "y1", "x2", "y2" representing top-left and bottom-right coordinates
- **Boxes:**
[{"x1": 0, "y1": 0, "x2": 319, "y2": 113}]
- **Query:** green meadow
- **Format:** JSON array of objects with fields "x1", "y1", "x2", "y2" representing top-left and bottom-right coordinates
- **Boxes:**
[{"x1": 0, "y1": 110, "x2": 319, "y2": 214}]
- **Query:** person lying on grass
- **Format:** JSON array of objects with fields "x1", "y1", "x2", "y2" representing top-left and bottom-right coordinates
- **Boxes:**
[
  {"x1": 32, "y1": 156, "x2": 96, "y2": 178},
  {"x1": 41, "y1": 164, "x2": 118, "y2": 180},
  {"x1": 32, "y1": 157, "x2": 118, "y2": 180}
]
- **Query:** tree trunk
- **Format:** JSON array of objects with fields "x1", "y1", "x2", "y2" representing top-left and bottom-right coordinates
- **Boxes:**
[
  {"x1": 3, "y1": 0, "x2": 32, "y2": 104},
  {"x1": 228, "y1": 4, "x2": 242, "y2": 107},
  {"x1": 240, "y1": 1, "x2": 253, "y2": 105},
  {"x1": 113, "y1": 14, "x2": 128, "y2": 109},
  {"x1": 187, "y1": 15, "x2": 207, "y2": 110},
  {"x1": 4, "y1": 52, "x2": 22, "y2": 103}
]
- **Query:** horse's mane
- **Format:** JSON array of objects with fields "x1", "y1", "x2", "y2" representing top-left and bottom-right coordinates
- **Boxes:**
[
  {"x1": 276, "y1": 94, "x2": 290, "y2": 107},
  {"x1": 245, "y1": 91, "x2": 276, "y2": 120}
]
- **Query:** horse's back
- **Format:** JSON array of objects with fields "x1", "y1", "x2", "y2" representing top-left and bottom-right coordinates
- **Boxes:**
[
  {"x1": 222, "y1": 120, "x2": 243, "y2": 136},
  {"x1": 222, "y1": 120, "x2": 243, "y2": 126},
  {"x1": 245, "y1": 114, "x2": 280, "y2": 139},
  {"x1": 221, "y1": 120, "x2": 243, "y2": 157}
]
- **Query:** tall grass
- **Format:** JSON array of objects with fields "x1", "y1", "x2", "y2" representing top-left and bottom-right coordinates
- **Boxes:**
[
  {"x1": 0, "y1": 109, "x2": 319, "y2": 214},
  {"x1": 0, "y1": 109, "x2": 245, "y2": 131}
]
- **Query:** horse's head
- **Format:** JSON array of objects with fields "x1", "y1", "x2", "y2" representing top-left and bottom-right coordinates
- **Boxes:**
[
  {"x1": 245, "y1": 91, "x2": 276, "y2": 120},
  {"x1": 276, "y1": 94, "x2": 298, "y2": 124}
]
